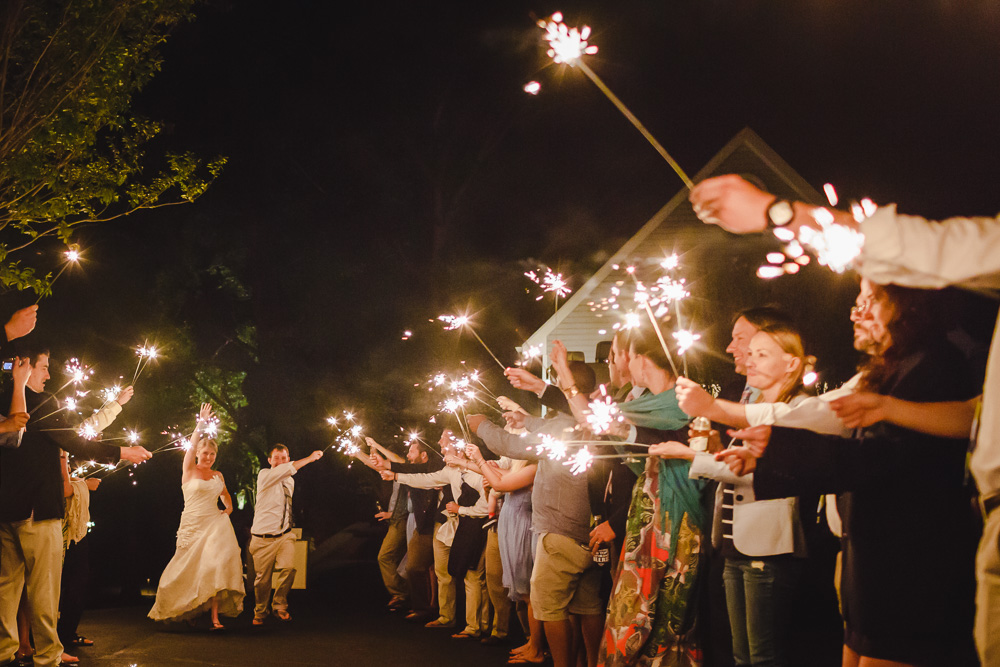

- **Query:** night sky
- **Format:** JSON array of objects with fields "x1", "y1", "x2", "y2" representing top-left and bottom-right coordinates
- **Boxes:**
[{"x1": 15, "y1": 0, "x2": 1000, "y2": 590}]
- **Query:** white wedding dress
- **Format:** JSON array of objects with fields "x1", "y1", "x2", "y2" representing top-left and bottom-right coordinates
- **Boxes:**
[{"x1": 148, "y1": 475, "x2": 245, "y2": 621}]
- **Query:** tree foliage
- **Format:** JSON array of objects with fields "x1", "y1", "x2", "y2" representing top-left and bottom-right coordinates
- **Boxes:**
[{"x1": 0, "y1": 0, "x2": 225, "y2": 294}]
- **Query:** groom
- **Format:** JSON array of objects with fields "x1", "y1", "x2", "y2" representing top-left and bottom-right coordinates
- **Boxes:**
[{"x1": 249, "y1": 444, "x2": 323, "y2": 625}]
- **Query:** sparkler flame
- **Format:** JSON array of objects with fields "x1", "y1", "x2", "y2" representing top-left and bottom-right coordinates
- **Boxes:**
[
  {"x1": 673, "y1": 330, "x2": 701, "y2": 356},
  {"x1": 438, "y1": 314, "x2": 470, "y2": 331},
  {"x1": 585, "y1": 394, "x2": 621, "y2": 434},
  {"x1": 78, "y1": 423, "x2": 98, "y2": 440},
  {"x1": 533, "y1": 434, "x2": 568, "y2": 461},
  {"x1": 523, "y1": 81, "x2": 541, "y2": 95},
  {"x1": 539, "y1": 12, "x2": 598, "y2": 65},
  {"x1": 565, "y1": 447, "x2": 594, "y2": 475},
  {"x1": 797, "y1": 208, "x2": 866, "y2": 273}
]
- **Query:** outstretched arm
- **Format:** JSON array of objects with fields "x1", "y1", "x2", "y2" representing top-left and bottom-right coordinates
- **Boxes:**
[
  {"x1": 366, "y1": 437, "x2": 404, "y2": 463},
  {"x1": 675, "y1": 377, "x2": 749, "y2": 428},
  {"x1": 830, "y1": 393, "x2": 979, "y2": 438}
]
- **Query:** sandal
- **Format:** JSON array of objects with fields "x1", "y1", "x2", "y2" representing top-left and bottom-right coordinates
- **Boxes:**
[
  {"x1": 210, "y1": 621, "x2": 225, "y2": 632},
  {"x1": 273, "y1": 609, "x2": 291, "y2": 621},
  {"x1": 71, "y1": 635, "x2": 94, "y2": 647}
]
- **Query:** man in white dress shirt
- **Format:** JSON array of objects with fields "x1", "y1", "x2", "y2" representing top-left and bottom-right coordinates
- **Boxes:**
[{"x1": 249, "y1": 445, "x2": 323, "y2": 625}]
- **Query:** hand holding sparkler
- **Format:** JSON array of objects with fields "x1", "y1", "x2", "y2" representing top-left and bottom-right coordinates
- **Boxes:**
[
  {"x1": 675, "y1": 377, "x2": 716, "y2": 417},
  {"x1": 4, "y1": 305, "x2": 38, "y2": 341},
  {"x1": 119, "y1": 445, "x2": 152, "y2": 465},
  {"x1": 714, "y1": 447, "x2": 757, "y2": 476},
  {"x1": 115, "y1": 386, "x2": 134, "y2": 406},
  {"x1": 647, "y1": 441, "x2": 695, "y2": 460},
  {"x1": 504, "y1": 367, "x2": 547, "y2": 393},
  {"x1": 0, "y1": 412, "x2": 29, "y2": 433},
  {"x1": 689, "y1": 175, "x2": 773, "y2": 233},
  {"x1": 724, "y1": 424, "x2": 772, "y2": 458},
  {"x1": 503, "y1": 410, "x2": 527, "y2": 431},
  {"x1": 465, "y1": 414, "x2": 488, "y2": 435}
]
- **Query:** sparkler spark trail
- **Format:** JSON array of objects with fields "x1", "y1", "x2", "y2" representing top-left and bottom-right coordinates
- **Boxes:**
[
  {"x1": 538, "y1": 13, "x2": 693, "y2": 189},
  {"x1": 586, "y1": 389, "x2": 622, "y2": 434},
  {"x1": 565, "y1": 447, "x2": 594, "y2": 475}
]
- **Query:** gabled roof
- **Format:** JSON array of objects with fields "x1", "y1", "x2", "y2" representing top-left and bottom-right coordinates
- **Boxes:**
[{"x1": 522, "y1": 128, "x2": 823, "y2": 362}]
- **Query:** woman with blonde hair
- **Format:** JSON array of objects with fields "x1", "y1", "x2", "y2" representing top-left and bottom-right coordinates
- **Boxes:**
[
  {"x1": 149, "y1": 404, "x2": 244, "y2": 629},
  {"x1": 654, "y1": 323, "x2": 814, "y2": 667}
]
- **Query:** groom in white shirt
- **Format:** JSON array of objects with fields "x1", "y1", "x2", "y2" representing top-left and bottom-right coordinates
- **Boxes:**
[{"x1": 249, "y1": 444, "x2": 323, "y2": 625}]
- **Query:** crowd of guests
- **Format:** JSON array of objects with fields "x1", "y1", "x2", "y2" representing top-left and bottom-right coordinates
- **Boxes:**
[
  {"x1": 0, "y1": 172, "x2": 998, "y2": 667},
  {"x1": 359, "y1": 175, "x2": 1000, "y2": 667}
]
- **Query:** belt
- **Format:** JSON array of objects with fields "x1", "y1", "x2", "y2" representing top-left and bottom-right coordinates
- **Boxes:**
[
  {"x1": 252, "y1": 527, "x2": 291, "y2": 539},
  {"x1": 980, "y1": 492, "x2": 1000, "y2": 519}
]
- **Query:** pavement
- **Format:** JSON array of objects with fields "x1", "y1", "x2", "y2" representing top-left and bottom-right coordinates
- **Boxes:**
[{"x1": 62, "y1": 563, "x2": 524, "y2": 667}]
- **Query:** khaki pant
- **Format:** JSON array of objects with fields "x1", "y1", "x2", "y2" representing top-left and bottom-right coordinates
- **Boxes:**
[
  {"x1": 484, "y1": 528, "x2": 511, "y2": 638},
  {"x1": 530, "y1": 532, "x2": 602, "y2": 622},
  {"x1": 407, "y1": 532, "x2": 434, "y2": 612},
  {"x1": 0, "y1": 519, "x2": 64, "y2": 667},
  {"x1": 432, "y1": 522, "x2": 456, "y2": 625},
  {"x1": 376, "y1": 519, "x2": 408, "y2": 598},
  {"x1": 461, "y1": 548, "x2": 489, "y2": 636},
  {"x1": 249, "y1": 532, "x2": 297, "y2": 621},
  {"x1": 976, "y1": 508, "x2": 1000, "y2": 664}
]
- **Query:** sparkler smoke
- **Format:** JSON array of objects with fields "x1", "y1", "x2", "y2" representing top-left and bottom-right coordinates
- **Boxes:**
[
  {"x1": 539, "y1": 13, "x2": 693, "y2": 189},
  {"x1": 438, "y1": 314, "x2": 506, "y2": 370}
]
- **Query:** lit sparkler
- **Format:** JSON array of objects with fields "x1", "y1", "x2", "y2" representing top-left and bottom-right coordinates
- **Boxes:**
[
  {"x1": 532, "y1": 434, "x2": 569, "y2": 461},
  {"x1": 438, "y1": 313, "x2": 506, "y2": 370},
  {"x1": 585, "y1": 389, "x2": 622, "y2": 434},
  {"x1": 673, "y1": 330, "x2": 701, "y2": 356},
  {"x1": 564, "y1": 447, "x2": 594, "y2": 475},
  {"x1": 131, "y1": 342, "x2": 160, "y2": 384},
  {"x1": 35, "y1": 244, "x2": 82, "y2": 303},
  {"x1": 523, "y1": 80, "x2": 541, "y2": 95},
  {"x1": 525, "y1": 266, "x2": 572, "y2": 312},
  {"x1": 538, "y1": 12, "x2": 693, "y2": 189}
]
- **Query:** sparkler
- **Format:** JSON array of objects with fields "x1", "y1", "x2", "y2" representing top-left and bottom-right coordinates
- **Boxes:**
[
  {"x1": 523, "y1": 81, "x2": 541, "y2": 95},
  {"x1": 438, "y1": 314, "x2": 506, "y2": 370},
  {"x1": 35, "y1": 244, "x2": 82, "y2": 303},
  {"x1": 131, "y1": 342, "x2": 160, "y2": 385},
  {"x1": 585, "y1": 388, "x2": 622, "y2": 434},
  {"x1": 525, "y1": 266, "x2": 572, "y2": 312},
  {"x1": 539, "y1": 13, "x2": 694, "y2": 189}
]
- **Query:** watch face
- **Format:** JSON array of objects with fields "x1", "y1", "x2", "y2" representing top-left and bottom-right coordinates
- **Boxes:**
[{"x1": 768, "y1": 200, "x2": 794, "y2": 226}]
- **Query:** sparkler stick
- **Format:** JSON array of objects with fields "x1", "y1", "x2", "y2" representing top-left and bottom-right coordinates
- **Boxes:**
[
  {"x1": 539, "y1": 14, "x2": 693, "y2": 189},
  {"x1": 131, "y1": 343, "x2": 159, "y2": 385}
]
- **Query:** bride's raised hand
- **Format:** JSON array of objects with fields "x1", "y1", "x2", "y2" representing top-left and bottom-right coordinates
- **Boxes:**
[{"x1": 197, "y1": 403, "x2": 214, "y2": 425}]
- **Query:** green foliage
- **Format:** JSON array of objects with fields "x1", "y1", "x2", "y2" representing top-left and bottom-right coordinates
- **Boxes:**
[{"x1": 0, "y1": 0, "x2": 224, "y2": 294}]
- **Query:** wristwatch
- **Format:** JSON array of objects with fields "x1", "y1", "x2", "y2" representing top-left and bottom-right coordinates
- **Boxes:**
[{"x1": 766, "y1": 198, "x2": 795, "y2": 228}]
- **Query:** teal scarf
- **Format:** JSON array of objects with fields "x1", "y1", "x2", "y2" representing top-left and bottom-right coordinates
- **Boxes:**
[{"x1": 618, "y1": 387, "x2": 706, "y2": 557}]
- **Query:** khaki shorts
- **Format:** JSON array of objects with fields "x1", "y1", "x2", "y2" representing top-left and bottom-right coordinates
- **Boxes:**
[{"x1": 529, "y1": 532, "x2": 603, "y2": 622}]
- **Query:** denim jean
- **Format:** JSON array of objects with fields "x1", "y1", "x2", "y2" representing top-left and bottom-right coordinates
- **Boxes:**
[{"x1": 723, "y1": 557, "x2": 801, "y2": 667}]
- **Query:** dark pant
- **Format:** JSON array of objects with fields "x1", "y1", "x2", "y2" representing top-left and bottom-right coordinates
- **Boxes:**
[
  {"x1": 723, "y1": 557, "x2": 801, "y2": 667},
  {"x1": 58, "y1": 536, "x2": 89, "y2": 646}
]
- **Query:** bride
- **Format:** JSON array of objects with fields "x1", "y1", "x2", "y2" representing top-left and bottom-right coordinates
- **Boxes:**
[{"x1": 149, "y1": 403, "x2": 244, "y2": 628}]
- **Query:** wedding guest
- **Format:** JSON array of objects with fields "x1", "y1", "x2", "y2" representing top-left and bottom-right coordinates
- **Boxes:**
[{"x1": 0, "y1": 351, "x2": 148, "y2": 667}]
